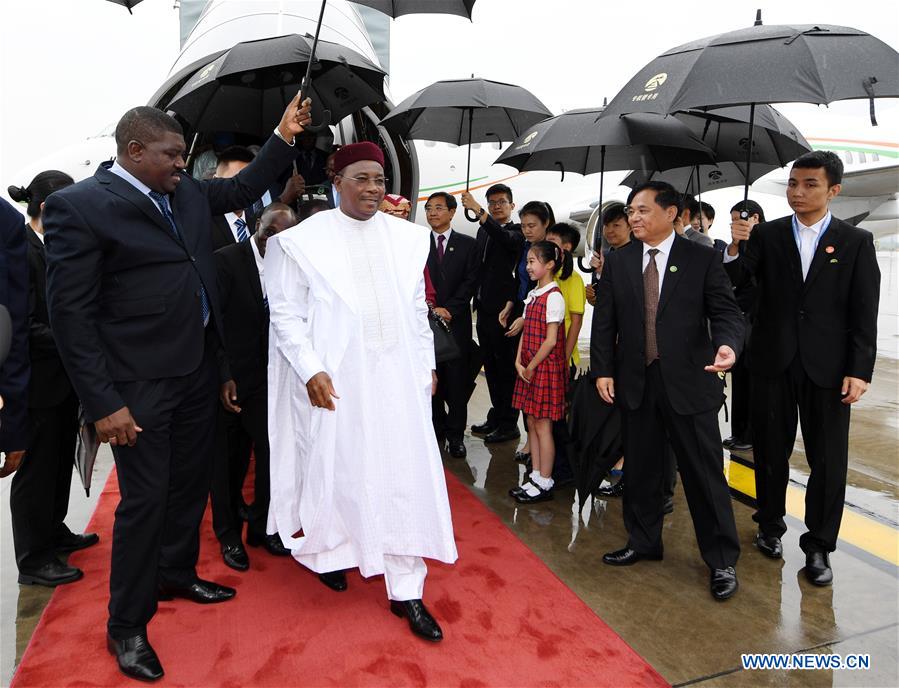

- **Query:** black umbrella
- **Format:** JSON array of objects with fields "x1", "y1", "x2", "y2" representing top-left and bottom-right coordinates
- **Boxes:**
[
  {"x1": 601, "y1": 12, "x2": 899, "y2": 213},
  {"x1": 622, "y1": 104, "x2": 811, "y2": 196},
  {"x1": 495, "y1": 108, "x2": 714, "y2": 267},
  {"x1": 165, "y1": 34, "x2": 386, "y2": 137},
  {"x1": 105, "y1": 0, "x2": 143, "y2": 13},
  {"x1": 349, "y1": 0, "x2": 476, "y2": 19},
  {"x1": 379, "y1": 78, "x2": 553, "y2": 220},
  {"x1": 567, "y1": 373, "x2": 622, "y2": 511}
]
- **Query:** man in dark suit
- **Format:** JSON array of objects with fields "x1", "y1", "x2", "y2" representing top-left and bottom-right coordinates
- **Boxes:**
[
  {"x1": 426, "y1": 192, "x2": 479, "y2": 459},
  {"x1": 42, "y1": 95, "x2": 311, "y2": 682},
  {"x1": 592, "y1": 181, "x2": 744, "y2": 600},
  {"x1": 0, "y1": 197, "x2": 29, "y2": 481},
  {"x1": 461, "y1": 185, "x2": 524, "y2": 444},
  {"x1": 725, "y1": 151, "x2": 880, "y2": 586},
  {"x1": 210, "y1": 146, "x2": 258, "y2": 251},
  {"x1": 9, "y1": 171, "x2": 100, "y2": 588},
  {"x1": 212, "y1": 203, "x2": 297, "y2": 571}
]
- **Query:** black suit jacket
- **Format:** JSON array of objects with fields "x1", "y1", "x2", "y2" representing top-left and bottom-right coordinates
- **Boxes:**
[
  {"x1": 211, "y1": 211, "x2": 258, "y2": 252},
  {"x1": 215, "y1": 240, "x2": 268, "y2": 397},
  {"x1": 724, "y1": 215, "x2": 880, "y2": 387},
  {"x1": 43, "y1": 133, "x2": 296, "y2": 422},
  {"x1": 0, "y1": 200, "x2": 29, "y2": 451},
  {"x1": 427, "y1": 230, "x2": 479, "y2": 346},
  {"x1": 25, "y1": 228, "x2": 73, "y2": 409},
  {"x1": 591, "y1": 235, "x2": 744, "y2": 415},
  {"x1": 473, "y1": 216, "x2": 524, "y2": 315}
]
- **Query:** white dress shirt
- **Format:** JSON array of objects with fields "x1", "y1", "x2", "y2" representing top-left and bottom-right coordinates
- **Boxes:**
[
  {"x1": 432, "y1": 227, "x2": 453, "y2": 248},
  {"x1": 795, "y1": 212, "x2": 831, "y2": 280},
  {"x1": 642, "y1": 230, "x2": 677, "y2": 296},
  {"x1": 249, "y1": 235, "x2": 266, "y2": 298}
]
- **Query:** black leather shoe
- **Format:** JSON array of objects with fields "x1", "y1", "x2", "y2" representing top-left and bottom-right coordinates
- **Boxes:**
[
  {"x1": 514, "y1": 450, "x2": 531, "y2": 463},
  {"x1": 663, "y1": 496, "x2": 674, "y2": 514},
  {"x1": 804, "y1": 552, "x2": 833, "y2": 586},
  {"x1": 448, "y1": 440, "x2": 467, "y2": 458},
  {"x1": 710, "y1": 566, "x2": 738, "y2": 600},
  {"x1": 221, "y1": 543, "x2": 250, "y2": 571},
  {"x1": 514, "y1": 484, "x2": 553, "y2": 504},
  {"x1": 602, "y1": 547, "x2": 662, "y2": 566},
  {"x1": 18, "y1": 560, "x2": 84, "y2": 586},
  {"x1": 247, "y1": 531, "x2": 291, "y2": 557},
  {"x1": 722, "y1": 436, "x2": 737, "y2": 448},
  {"x1": 107, "y1": 633, "x2": 164, "y2": 682},
  {"x1": 470, "y1": 421, "x2": 497, "y2": 435},
  {"x1": 390, "y1": 599, "x2": 443, "y2": 642},
  {"x1": 158, "y1": 579, "x2": 236, "y2": 604},
  {"x1": 730, "y1": 439, "x2": 753, "y2": 452},
  {"x1": 54, "y1": 532, "x2": 100, "y2": 554},
  {"x1": 597, "y1": 478, "x2": 624, "y2": 497},
  {"x1": 755, "y1": 532, "x2": 783, "y2": 559},
  {"x1": 508, "y1": 483, "x2": 528, "y2": 498},
  {"x1": 484, "y1": 428, "x2": 521, "y2": 444},
  {"x1": 318, "y1": 571, "x2": 348, "y2": 592}
]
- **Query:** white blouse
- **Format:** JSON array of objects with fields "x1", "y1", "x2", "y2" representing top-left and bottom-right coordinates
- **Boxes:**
[{"x1": 523, "y1": 282, "x2": 565, "y2": 323}]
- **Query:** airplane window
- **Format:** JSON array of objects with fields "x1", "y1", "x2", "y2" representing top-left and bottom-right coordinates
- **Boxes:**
[
  {"x1": 845, "y1": 151, "x2": 854, "y2": 164},
  {"x1": 858, "y1": 152, "x2": 867, "y2": 163},
  {"x1": 424, "y1": 140, "x2": 437, "y2": 147},
  {"x1": 873, "y1": 153, "x2": 880, "y2": 161}
]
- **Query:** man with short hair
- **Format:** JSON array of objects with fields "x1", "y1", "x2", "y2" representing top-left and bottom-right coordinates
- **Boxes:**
[
  {"x1": 592, "y1": 181, "x2": 744, "y2": 600},
  {"x1": 461, "y1": 185, "x2": 524, "y2": 443},
  {"x1": 725, "y1": 151, "x2": 880, "y2": 586},
  {"x1": 426, "y1": 191, "x2": 479, "y2": 458},
  {"x1": 212, "y1": 203, "x2": 297, "y2": 572},
  {"x1": 210, "y1": 146, "x2": 257, "y2": 251},
  {"x1": 43, "y1": 95, "x2": 311, "y2": 681},
  {"x1": 266, "y1": 142, "x2": 457, "y2": 642}
]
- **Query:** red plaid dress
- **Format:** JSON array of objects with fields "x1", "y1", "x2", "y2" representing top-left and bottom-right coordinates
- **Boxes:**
[{"x1": 511, "y1": 286, "x2": 568, "y2": 420}]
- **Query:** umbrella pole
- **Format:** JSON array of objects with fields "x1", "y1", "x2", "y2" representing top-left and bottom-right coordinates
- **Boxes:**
[
  {"x1": 695, "y1": 164, "x2": 702, "y2": 230},
  {"x1": 741, "y1": 103, "x2": 756, "y2": 218},
  {"x1": 465, "y1": 107, "x2": 478, "y2": 222},
  {"x1": 299, "y1": 0, "x2": 332, "y2": 132},
  {"x1": 591, "y1": 145, "x2": 606, "y2": 285},
  {"x1": 184, "y1": 132, "x2": 200, "y2": 171}
]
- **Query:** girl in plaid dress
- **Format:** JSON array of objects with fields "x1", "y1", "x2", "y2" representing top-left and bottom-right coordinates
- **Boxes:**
[{"x1": 510, "y1": 242, "x2": 568, "y2": 503}]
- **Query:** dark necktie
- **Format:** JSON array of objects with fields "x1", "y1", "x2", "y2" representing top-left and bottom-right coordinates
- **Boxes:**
[
  {"x1": 234, "y1": 216, "x2": 249, "y2": 242},
  {"x1": 437, "y1": 234, "x2": 446, "y2": 262},
  {"x1": 644, "y1": 248, "x2": 660, "y2": 365},
  {"x1": 148, "y1": 190, "x2": 210, "y2": 327}
]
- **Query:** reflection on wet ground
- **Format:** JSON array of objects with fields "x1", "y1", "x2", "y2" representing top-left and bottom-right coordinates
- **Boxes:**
[{"x1": 1, "y1": 356, "x2": 896, "y2": 686}]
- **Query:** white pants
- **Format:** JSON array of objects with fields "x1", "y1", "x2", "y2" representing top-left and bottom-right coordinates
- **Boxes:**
[{"x1": 383, "y1": 555, "x2": 427, "y2": 601}]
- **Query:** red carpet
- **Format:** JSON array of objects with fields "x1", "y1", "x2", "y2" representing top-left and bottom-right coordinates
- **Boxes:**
[{"x1": 12, "y1": 466, "x2": 667, "y2": 687}]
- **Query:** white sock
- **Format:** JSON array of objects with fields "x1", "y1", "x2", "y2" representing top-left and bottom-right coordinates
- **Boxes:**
[
  {"x1": 534, "y1": 474, "x2": 554, "y2": 491},
  {"x1": 522, "y1": 482, "x2": 542, "y2": 497},
  {"x1": 529, "y1": 470, "x2": 540, "y2": 482}
]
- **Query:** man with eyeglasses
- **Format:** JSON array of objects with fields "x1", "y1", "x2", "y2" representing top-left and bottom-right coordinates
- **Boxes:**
[
  {"x1": 266, "y1": 142, "x2": 457, "y2": 642},
  {"x1": 461, "y1": 186, "x2": 524, "y2": 444}
]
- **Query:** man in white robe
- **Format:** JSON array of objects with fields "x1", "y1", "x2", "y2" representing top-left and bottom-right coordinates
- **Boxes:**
[{"x1": 265, "y1": 142, "x2": 457, "y2": 642}]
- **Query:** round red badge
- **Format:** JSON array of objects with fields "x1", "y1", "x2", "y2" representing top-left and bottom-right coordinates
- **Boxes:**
[{"x1": 825, "y1": 246, "x2": 835, "y2": 254}]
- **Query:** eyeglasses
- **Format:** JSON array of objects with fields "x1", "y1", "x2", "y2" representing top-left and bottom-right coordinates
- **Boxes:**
[
  {"x1": 424, "y1": 205, "x2": 449, "y2": 212},
  {"x1": 487, "y1": 199, "x2": 510, "y2": 207},
  {"x1": 337, "y1": 174, "x2": 388, "y2": 188}
]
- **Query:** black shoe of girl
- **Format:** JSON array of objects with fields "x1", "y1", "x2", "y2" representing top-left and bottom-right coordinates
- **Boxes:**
[
  {"x1": 509, "y1": 483, "x2": 530, "y2": 498},
  {"x1": 514, "y1": 484, "x2": 554, "y2": 504}
]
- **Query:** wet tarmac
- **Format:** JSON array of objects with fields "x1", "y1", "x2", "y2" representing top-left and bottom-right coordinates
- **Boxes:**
[{"x1": 1, "y1": 346, "x2": 896, "y2": 685}]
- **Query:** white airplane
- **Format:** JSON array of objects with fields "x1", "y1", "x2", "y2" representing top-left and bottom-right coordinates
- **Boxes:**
[{"x1": 8, "y1": 0, "x2": 898, "y2": 252}]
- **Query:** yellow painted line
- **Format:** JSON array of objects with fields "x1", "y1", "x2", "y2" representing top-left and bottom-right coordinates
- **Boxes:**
[{"x1": 726, "y1": 461, "x2": 899, "y2": 567}]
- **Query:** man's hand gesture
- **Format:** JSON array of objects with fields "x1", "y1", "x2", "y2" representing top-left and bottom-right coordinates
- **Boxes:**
[
  {"x1": 277, "y1": 94, "x2": 313, "y2": 144},
  {"x1": 705, "y1": 345, "x2": 736, "y2": 373}
]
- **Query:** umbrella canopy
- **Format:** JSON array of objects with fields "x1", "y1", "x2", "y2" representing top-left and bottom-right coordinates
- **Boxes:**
[
  {"x1": 105, "y1": 0, "x2": 143, "y2": 13},
  {"x1": 349, "y1": 0, "x2": 476, "y2": 19},
  {"x1": 166, "y1": 34, "x2": 386, "y2": 136},
  {"x1": 602, "y1": 22, "x2": 899, "y2": 118},
  {"x1": 494, "y1": 108, "x2": 715, "y2": 176},
  {"x1": 621, "y1": 104, "x2": 812, "y2": 192},
  {"x1": 566, "y1": 373, "x2": 623, "y2": 511},
  {"x1": 379, "y1": 78, "x2": 552, "y2": 146}
]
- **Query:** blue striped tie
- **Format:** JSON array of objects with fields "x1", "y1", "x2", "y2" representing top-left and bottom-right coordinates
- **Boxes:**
[
  {"x1": 148, "y1": 191, "x2": 210, "y2": 327},
  {"x1": 235, "y1": 217, "x2": 249, "y2": 243}
]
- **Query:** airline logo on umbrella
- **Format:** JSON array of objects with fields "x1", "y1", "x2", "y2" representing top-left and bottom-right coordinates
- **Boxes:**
[
  {"x1": 632, "y1": 73, "x2": 667, "y2": 102},
  {"x1": 514, "y1": 130, "x2": 540, "y2": 150},
  {"x1": 189, "y1": 62, "x2": 218, "y2": 88}
]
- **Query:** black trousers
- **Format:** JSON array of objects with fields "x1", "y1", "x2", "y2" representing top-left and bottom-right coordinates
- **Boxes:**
[
  {"x1": 107, "y1": 349, "x2": 218, "y2": 640},
  {"x1": 729, "y1": 315, "x2": 753, "y2": 442},
  {"x1": 211, "y1": 387, "x2": 270, "y2": 545},
  {"x1": 751, "y1": 358, "x2": 850, "y2": 553},
  {"x1": 10, "y1": 392, "x2": 79, "y2": 569},
  {"x1": 432, "y1": 350, "x2": 470, "y2": 442},
  {"x1": 622, "y1": 363, "x2": 740, "y2": 570},
  {"x1": 476, "y1": 312, "x2": 519, "y2": 431}
]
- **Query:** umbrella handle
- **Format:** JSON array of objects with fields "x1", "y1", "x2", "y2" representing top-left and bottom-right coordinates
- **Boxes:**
[
  {"x1": 299, "y1": 78, "x2": 332, "y2": 132},
  {"x1": 465, "y1": 208, "x2": 479, "y2": 222}
]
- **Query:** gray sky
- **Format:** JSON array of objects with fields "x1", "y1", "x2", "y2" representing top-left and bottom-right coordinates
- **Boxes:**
[{"x1": 1, "y1": 0, "x2": 897, "y2": 186}]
